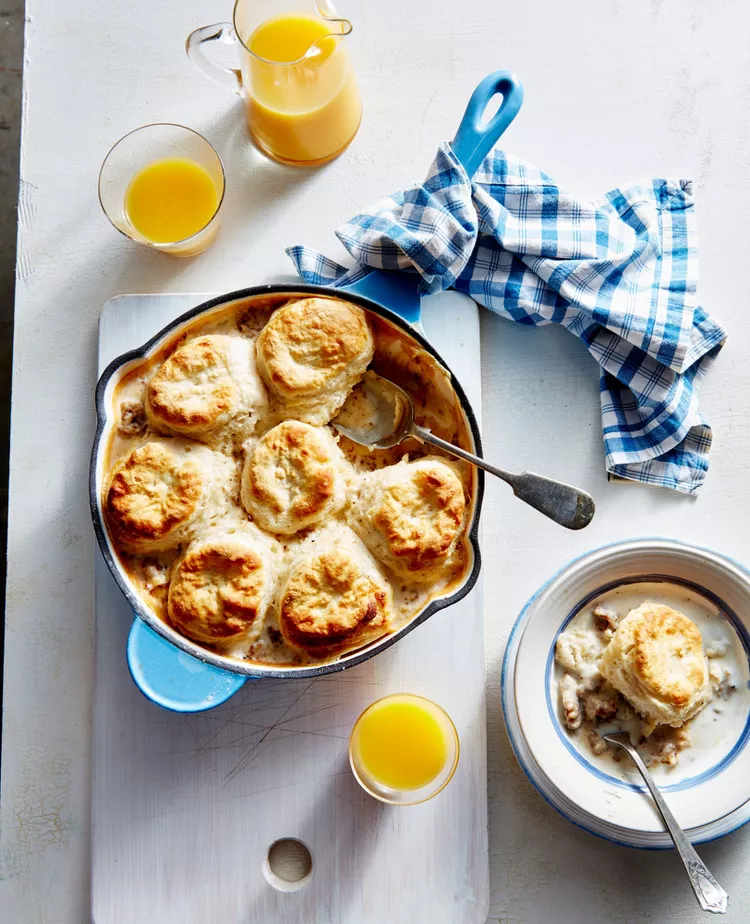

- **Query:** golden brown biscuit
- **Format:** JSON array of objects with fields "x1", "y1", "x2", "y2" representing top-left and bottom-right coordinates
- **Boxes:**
[
  {"x1": 146, "y1": 334, "x2": 267, "y2": 445},
  {"x1": 279, "y1": 545, "x2": 392, "y2": 654},
  {"x1": 348, "y1": 456, "x2": 466, "y2": 581},
  {"x1": 168, "y1": 534, "x2": 270, "y2": 645},
  {"x1": 241, "y1": 421, "x2": 348, "y2": 534},
  {"x1": 598, "y1": 602, "x2": 712, "y2": 730},
  {"x1": 104, "y1": 440, "x2": 235, "y2": 553},
  {"x1": 105, "y1": 441, "x2": 203, "y2": 553},
  {"x1": 256, "y1": 297, "x2": 374, "y2": 425}
]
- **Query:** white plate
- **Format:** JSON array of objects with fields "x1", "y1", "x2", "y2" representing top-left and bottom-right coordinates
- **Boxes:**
[{"x1": 502, "y1": 538, "x2": 750, "y2": 848}]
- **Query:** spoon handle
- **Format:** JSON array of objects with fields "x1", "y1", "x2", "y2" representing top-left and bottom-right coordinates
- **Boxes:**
[
  {"x1": 615, "y1": 742, "x2": 728, "y2": 914},
  {"x1": 412, "y1": 426, "x2": 595, "y2": 530}
]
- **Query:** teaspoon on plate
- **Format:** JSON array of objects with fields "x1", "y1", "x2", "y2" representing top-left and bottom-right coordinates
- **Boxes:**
[
  {"x1": 603, "y1": 732, "x2": 728, "y2": 915},
  {"x1": 332, "y1": 372, "x2": 595, "y2": 531}
]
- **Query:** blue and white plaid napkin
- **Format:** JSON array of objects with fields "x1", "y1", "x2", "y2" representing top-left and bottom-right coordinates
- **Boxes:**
[{"x1": 287, "y1": 144, "x2": 726, "y2": 494}]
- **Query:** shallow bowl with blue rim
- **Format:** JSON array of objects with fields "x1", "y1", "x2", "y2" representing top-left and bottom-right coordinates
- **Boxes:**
[{"x1": 502, "y1": 538, "x2": 750, "y2": 848}]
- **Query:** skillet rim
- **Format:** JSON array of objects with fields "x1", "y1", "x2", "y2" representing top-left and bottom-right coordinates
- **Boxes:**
[{"x1": 89, "y1": 284, "x2": 484, "y2": 679}]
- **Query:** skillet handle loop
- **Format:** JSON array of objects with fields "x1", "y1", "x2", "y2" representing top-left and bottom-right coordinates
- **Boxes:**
[
  {"x1": 127, "y1": 618, "x2": 248, "y2": 712},
  {"x1": 451, "y1": 70, "x2": 524, "y2": 178}
]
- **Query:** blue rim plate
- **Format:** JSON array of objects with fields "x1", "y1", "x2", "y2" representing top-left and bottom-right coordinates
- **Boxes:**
[{"x1": 501, "y1": 538, "x2": 750, "y2": 848}]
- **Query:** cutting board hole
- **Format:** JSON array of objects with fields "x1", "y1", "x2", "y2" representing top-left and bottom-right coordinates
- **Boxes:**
[{"x1": 263, "y1": 838, "x2": 313, "y2": 892}]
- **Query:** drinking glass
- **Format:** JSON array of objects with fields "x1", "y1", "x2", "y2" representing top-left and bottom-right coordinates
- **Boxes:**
[
  {"x1": 349, "y1": 693, "x2": 460, "y2": 806},
  {"x1": 98, "y1": 123, "x2": 225, "y2": 257}
]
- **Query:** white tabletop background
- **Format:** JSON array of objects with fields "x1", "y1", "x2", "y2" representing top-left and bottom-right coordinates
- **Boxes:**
[{"x1": 3, "y1": 1, "x2": 750, "y2": 921}]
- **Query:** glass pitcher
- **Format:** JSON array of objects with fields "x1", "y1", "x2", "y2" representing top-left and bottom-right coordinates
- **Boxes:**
[{"x1": 187, "y1": 0, "x2": 361, "y2": 166}]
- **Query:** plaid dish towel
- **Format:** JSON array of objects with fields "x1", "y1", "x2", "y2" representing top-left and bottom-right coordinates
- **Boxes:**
[{"x1": 287, "y1": 144, "x2": 726, "y2": 494}]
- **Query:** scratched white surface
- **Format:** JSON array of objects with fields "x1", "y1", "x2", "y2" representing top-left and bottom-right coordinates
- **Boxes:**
[{"x1": 4, "y1": 0, "x2": 750, "y2": 922}]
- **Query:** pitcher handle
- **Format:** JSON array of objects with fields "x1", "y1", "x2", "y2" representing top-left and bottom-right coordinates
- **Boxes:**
[
  {"x1": 186, "y1": 23, "x2": 243, "y2": 95},
  {"x1": 451, "y1": 71, "x2": 524, "y2": 178}
]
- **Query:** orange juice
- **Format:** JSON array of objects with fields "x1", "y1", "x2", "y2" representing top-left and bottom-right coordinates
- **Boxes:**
[
  {"x1": 351, "y1": 695, "x2": 450, "y2": 791},
  {"x1": 125, "y1": 157, "x2": 220, "y2": 246},
  {"x1": 243, "y1": 13, "x2": 361, "y2": 165}
]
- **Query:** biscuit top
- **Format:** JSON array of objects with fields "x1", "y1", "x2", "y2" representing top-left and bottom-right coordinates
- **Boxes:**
[
  {"x1": 375, "y1": 460, "x2": 464, "y2": 566},
  {"x1": 351, "y1": 457, "x2": 465, "y2": 578},
  {"x1": 598, "y1": 600, "x2": 712, "y2": 730},
  {"x1": 168, "y1": 535, "x2": 268, "y2": 645},
  {"x1": 148, "y1": 336, "x2": 235, "y2": 428},
  {"x1": 631, "y1": 604, "x2": 707, "y2": 706},
  {"x1": 241, "y1": 420, "x2": 347, "y2": 535},
  {"x1": 105, "y1": 442, "x2": 203, "y2": 548},
  {"x1": 256, "y1": 297, "x2": 373, "y2": 400},
  {"x1": 146, "y1": 334, "x2": 267, "y2": 442},
  {"x1": 279, "y1": 547, "x2": 391, "y2": 651}
]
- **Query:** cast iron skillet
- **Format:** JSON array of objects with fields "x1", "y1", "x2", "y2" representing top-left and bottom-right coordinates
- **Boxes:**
[{"x1": 89, "y1": 71, "x2": 524, "y2": 711}]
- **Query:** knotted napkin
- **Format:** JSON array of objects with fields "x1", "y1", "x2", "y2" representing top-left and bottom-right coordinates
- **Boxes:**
[{"x1": 287, "y1": 144, "x2": 726, "y2": 494}]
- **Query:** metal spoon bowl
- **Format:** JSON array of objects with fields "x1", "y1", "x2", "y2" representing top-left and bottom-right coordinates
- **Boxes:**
[{"x1": 332, "y1": 372, "x2": 595, "y2": 531}]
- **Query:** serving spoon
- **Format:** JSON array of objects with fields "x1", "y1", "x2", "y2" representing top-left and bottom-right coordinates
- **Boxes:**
[
  {"x1": 603, "y1": 732, "x2": 728, "y2": 914},
  {"x1": 332, "y1": 372, "x2": 595, "y2": 531}
]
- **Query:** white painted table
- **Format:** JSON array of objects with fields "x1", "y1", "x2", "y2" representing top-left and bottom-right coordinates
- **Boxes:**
[{"x1": 3, "y1": 1, "x2": 750, "y2": 921}]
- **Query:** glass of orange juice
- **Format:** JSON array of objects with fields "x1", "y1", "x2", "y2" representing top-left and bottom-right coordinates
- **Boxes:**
[
  {"x1": 187, "y1": 1, "x2": 362, "y2": 166},
  {"x1": 98, "y1": 123, "x2": 225, "y2": 256},
  {"x1": 349, "y1": 694, "x2": 460, "y2": 805}
]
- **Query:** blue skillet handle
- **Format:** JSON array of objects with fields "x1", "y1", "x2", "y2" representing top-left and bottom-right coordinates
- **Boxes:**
[
  {"x1": 127, "y1": 617, "x2": 248, "y2": 713},
  {"x1": 451, "y1": 70, "x2": 524, "y2": 178},
  {"x1": 340, "y1": 270, "x2": 422, "y2": 327},
  {"x1": 340, "y1": 71, "x2": 523, "y2": 325}
]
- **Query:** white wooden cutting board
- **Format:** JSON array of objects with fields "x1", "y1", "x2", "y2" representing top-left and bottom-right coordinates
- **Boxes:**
[{"x1": 91, "y1": 291, "x2": 488, "y2": 924}]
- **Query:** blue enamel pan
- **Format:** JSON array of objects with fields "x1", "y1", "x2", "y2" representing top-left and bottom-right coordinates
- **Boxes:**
[{"x1": 90, "y1": 71, "x2": 523, "y2": 712}]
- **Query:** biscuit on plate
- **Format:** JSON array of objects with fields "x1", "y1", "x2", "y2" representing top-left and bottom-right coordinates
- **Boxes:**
[
  {"x1": 256, "y1": 297, "x2": 374, "y2": 425},
  {"x1": 278, "y1": 539, "x2": 392, "y2": 654},
  {"x1": 598, "y1": 601, "x2": 711, "y2": 731},
  {"x1": 168, "y1": 532, "x2": 271, "y2": 645},
  {"x1": 146, "y1": 334, "x2": 267, "y2": 446},
  {"x1": 241, "y1": 420, "x2": 349, "y2": 534},
  {"x1": 348, "y1": 456, "x2": 466, "y2": 581},
  {"x1": 104, "y1": 439, "x2": 234, "y2": 553}
]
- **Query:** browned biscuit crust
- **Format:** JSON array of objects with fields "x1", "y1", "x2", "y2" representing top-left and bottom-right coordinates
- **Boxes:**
[
  {"x1": 633, "y1": 606, "x2": 706, "y2": 706},
  {"x1": 105, "y1": 442, "x2": 202, "y2": 550},
  {"x1": 168, "y1": 537, "x2": 267, "y2": 644},
  {"x1": 279, "y1": 549, "x2": 391, "y2": 653},
  {"x1": 598, "y1": 601, "x2": 712, "y2": 729},
  {"x1": 241, "y1": 421, "x2": 347, "y2": 534},
  {"x1": 350, "y1": 458, "x2": 466, "y2": 579},
  {"x1": 148, "y1": 336, "x2": 236, "y2": 430},
  {"x1": 374, "y1": 463, "x2": 464, "y2": 572},
  {"x1": 256, "y1": 298, "x2": 374, "y2": 422}
]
